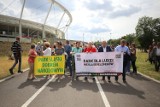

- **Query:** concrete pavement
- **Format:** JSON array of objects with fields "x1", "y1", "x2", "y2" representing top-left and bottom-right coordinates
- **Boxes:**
[{"x1": 0, "y1": 70, "x2": 160, "y2": 107}]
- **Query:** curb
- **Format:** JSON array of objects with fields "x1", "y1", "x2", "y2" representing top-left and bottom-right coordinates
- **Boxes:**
[
  {"x1": 0, "y1": 68, "x2": 29, "y2": 83},
  {"x1": 138, "y1": 71, "x2": 160, "y2": 84}
]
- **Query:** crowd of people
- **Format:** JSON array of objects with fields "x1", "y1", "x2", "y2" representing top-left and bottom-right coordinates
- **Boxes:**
[{"x1": 11, "y1": 37, "x2": 155, "y2": 83}]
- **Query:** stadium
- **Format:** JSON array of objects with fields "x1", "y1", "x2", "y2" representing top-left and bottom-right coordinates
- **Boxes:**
[{"x1": 0, "y1": 0, "x2": 72, "y2": 43}]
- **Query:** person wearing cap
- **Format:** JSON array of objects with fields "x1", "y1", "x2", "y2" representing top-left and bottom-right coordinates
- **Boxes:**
[
  {"x1": 115, "y1": 39, "x2": 130, "y2": 83},
  {"x1": 9, "y1": 37, "x2": 23, "y2": 75}
]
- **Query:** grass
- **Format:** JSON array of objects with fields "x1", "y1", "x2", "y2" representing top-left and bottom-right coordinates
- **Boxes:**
[
  {"x1": 136, "y1": 50, "x2": 160, "y2": 81},
  {"x1": 0, "y1": 55, "x2": 29, "y2": 79}
]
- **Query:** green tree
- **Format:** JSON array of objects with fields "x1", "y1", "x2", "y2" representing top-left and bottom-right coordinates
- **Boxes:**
[{"x1": 136, "y1": 16, "x2": 160, "y2": 51}]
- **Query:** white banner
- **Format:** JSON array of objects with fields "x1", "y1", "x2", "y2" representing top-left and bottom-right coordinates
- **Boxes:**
[{"x1": 74, "y1": 52, "x2": 123, "y2": 76}]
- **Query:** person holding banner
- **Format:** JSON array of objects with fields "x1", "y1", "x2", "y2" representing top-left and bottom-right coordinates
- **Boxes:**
[
  {"x1": 71, "y1": 42, "x2": 83, "y2": 80},
  {"x1": 27, "y1": 44, "x2": 37, "y2": 80},
  {"x1": 84, "y1": 42, "x2": 97, "y2": 80},
  {"x1": 115, "y1": 39, "x2": 130, "y2": 83},
  {"x1": 43, "y1": 42, "x2": 52, "y2": 79},
  {"x1": 55, "y1": 41, "x2": 65, "y2": 80},
  {"x1": 98, "y1": 41, "x2": 112, "y2": 82}
]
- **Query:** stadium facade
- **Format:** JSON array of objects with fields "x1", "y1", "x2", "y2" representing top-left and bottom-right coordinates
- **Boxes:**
[{"x1": 0, "y1": 0, "x2": 72, "y2": 43}]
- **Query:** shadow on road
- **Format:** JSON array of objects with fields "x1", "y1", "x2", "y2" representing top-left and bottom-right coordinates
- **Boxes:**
[
  {"x1": 100, "y1": 81, "x2": 145, "y2": 99},
  {"x1": 127, "y1": 74, "x2": 151, "y2": 81},
  {"x1": 48, "y1": 75, "x2": 71, "y2": 91},
  {"x1": 18, "y1": 78, "x2": 49, "y2": 89},
  {"x1": 70, "y1": 79, "x2": 98, "y2": 92}
]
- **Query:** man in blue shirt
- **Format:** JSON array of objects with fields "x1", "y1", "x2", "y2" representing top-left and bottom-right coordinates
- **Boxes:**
[
  {"x1": 115, "y1": 39, "x2": 130, "y2": 83},
  {"x1": 64, "y1": 40, "x2": 72, "y2": 77}
]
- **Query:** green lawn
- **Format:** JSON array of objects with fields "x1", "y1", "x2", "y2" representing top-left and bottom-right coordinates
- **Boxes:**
[
  {"x1": 136, "y1": 50, "x2": 160, "y2": 81},
  {"x1": 0, "y1": 55, "x2": 29, "y2": 79}
]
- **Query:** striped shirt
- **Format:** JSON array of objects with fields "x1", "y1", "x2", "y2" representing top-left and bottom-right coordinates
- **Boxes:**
[{"x1": 11, "y1": 41, "x2": 22, "y2": 54}]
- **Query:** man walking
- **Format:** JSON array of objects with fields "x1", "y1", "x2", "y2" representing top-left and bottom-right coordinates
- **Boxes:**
[
  {"x1": 98, "y1": 41, "x2": 112, "y2": 81},
  {"x1": 115, "y1": 39, "x2": 130, "y2": 83},
  {"x1": 9, "y1": 37, "x2": 23, "y2": 75}
]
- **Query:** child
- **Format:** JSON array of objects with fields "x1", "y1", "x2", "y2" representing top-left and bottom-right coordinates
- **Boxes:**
[{"x1": 27, "y1": 44, "x2": 37, "y2": 80}]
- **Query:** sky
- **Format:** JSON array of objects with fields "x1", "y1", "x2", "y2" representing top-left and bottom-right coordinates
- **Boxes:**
[{"x1": 0, "y1": 0, "x2": 160, "y2": 42}]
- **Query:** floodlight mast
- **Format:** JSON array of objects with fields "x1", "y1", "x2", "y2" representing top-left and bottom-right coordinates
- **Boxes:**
[{"x1": 19, "y1": 0, "x2": 26, "y2": 41}]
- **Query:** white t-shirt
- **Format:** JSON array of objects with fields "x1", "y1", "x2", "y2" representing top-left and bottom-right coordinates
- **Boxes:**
[
  {"x1": 43, "y1": 47, "x2": 51, "y2": 56},
  {"x1": 156, "y1": 48, "x2": 160, "y2": 56},
  {"x1": 103, "y1": 47, "x2": 106, "y2": 52}
]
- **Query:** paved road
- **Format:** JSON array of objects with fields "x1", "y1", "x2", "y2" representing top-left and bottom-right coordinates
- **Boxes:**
[{"x1": 0, "y1": 70, "x2": 160, "y2": 107}]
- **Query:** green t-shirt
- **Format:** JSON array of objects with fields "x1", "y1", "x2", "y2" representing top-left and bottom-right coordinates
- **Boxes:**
[{"x1": 72, "y1": 47, "x2": 82, "y2": 54}]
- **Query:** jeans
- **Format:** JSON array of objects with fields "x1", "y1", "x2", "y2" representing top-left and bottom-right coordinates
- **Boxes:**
[
  {"x1": 155, "y1": 56, "x2": 160, "y2": 71},
  {"x1": 115, "y1": 61, "x2": 127, "y2": 81},
  {"x1": 131, "y1": 60, "x2": 137, "y2": 73},
  {"x1": 66, "y1": 56, "x2": 72, "y2": 76},
  {"x1": 10, "y1": 53, "x2": 21, "y2": 71},
  {"x1": 125, "y1": 61, "x2": 131, "y2": 73}
]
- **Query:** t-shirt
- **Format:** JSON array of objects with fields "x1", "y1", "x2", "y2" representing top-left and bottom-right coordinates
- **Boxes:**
[
  {"x1": 84, "y1": 47, "x2": 97, "y2": 52},
  {"x1": 55, "y1": 48, "x2": 64, "y2": 55},
  {"x1": 43, "y1": 47, "x2": 51, "y2": 56},
  {"x1": 28, "y1": 49, "x2": 37, "y2": 63},
  {"x1": 72, "y1": 47, "x2": 82, "y2": 53}
]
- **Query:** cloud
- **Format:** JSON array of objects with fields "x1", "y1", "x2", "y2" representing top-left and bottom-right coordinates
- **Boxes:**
[
  {"x1": 84, "y1": 0, "x2": 114, "y2": 11},
  {"x1": 109, "y1": 5, "x2": 141, "y2": 18},
  {"x1": 88, "y1": 27, "x2": 111, "y2": 33}
]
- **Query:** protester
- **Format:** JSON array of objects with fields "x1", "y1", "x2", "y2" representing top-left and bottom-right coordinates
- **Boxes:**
[
  {"x1": 9, "y1": 37, "x2": 23, "y2": 75},
  {"x1": 64, "y1": 40, "x2": 72, "y2": 77},
  {"x1": 151, "y1": 42, "x2": 157, "y2": 63},
  {"x1": 83, "y1": 44, "x2": 88, "y2": 52},
  {"x1": 84, "y1": 42, "x2": 97, "y2": 80},
  {"x1": 146, "y1": 45, "x2": 154, "y2": 64},
  {"x1": 71, "y1": 41, "x2": 83, "y2": 80},
  {"x1": 55, "y1": 41, "x2": 65, "y2": 55},
  {"x1": 42, "y1": 39, "x2": 47, "y2": 51},
  {"x1": 27, "y1": 44, "x2": 37, "y2": 80},
  {"x1": 98, "y1": 41, "x2": 112, "y2": 82},
  {"x1": 42, "y1": 42, "x2": 52, "y2": 79},
  {"x1": 125, "y1": 42, "x2": 131, "y2": 74},
  {"x1": 153, "y1": 42, "x2": 160, "y2": 71},
  {"x1": 130, "y1": 43, "x2": 137, "y2": 74},
  {"x1": 115, "y1": 39, "x2": 130, "y2": 83},
  {"x1": 35, "y1": 42, "x2": 42, "y2": 56},
  {"x1": 51, "y1": 43, "x2": 56, "y2": 55},
  {"x1": 55, "y1": 41, "x2": 65, "y2": 81}
]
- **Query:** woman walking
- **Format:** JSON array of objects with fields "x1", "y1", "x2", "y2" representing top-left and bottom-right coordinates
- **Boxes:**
[{"x1": 130, "y1": 43, "x2": 137, "y2": 74}]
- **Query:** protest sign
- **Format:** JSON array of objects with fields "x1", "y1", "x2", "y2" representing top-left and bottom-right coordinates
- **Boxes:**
[
  {"x1": 34, "y1": 55, "x2": 65, "y2": 75},
  {"x1": 74, "y1": 52, "x2": 123, "y2": 76}
]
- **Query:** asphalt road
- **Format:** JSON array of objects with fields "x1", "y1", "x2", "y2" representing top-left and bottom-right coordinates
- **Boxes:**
[{"x1": 0, "y1": 70, "x2": 160, "y2": 107}]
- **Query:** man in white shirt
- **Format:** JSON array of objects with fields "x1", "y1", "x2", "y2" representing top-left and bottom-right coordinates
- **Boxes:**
[{"x1": 115, "y1": 39, "x2": 130, "y2": 83}]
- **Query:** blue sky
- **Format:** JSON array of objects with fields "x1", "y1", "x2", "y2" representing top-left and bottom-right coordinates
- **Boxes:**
[{"x1": 0, "y1": 0, "x2": 160, "y2": 42}]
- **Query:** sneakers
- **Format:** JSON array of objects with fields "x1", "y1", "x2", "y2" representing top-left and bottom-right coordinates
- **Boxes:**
[{"x1": 9, "y1": 69, "x2": 14, "y2": 75}]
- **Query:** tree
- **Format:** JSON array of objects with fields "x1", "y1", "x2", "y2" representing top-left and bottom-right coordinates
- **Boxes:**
[{"x1": 136, "y1": 16, "x2": 160, "y2": 51}]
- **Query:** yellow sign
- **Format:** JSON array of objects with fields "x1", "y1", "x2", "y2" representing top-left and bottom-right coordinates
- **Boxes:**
[{"x1": 34, "y1": 55, "x2": 65, "y2": 75}]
